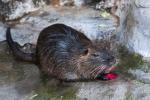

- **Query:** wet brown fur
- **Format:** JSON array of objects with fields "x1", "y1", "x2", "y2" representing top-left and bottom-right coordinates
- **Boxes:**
[{"x1": 6, "y1": 24, "x2": 115, "y2": 81}]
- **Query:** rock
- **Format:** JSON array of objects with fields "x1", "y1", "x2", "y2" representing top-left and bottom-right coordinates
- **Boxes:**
[
  {"x1": 0, "y1": 0, "x2": 40, "y2": 21},
  {"x1": 129, "y1": 68, "x2": 150, "y2": 84},
  {"x1": 117, "y1": 0, "x2": 150, "y2": 58},
  {"x1": 8, "y1": 0, "x2": 38, "y2": 20},
  {"x1": 76, "y1": 81, "x2": 129, "y2": 100},
  {"x1": 76, "y1": 80, "x2": 150, "y2": 100},
  {"x1": 0, "y1": 0, "x2": 93, "y2": 21},
  {"x1": 60, "y1": 0, "x2": 92, "y2": 6},
  {"x1": 131, "y1": 81, "x2": 150, "y2": 100},
  {"x1": 59, "y1": 0, "x2": 74, "y2": 6},
  {"x1": 74, "y1": 0, "x2": 91, "y2": 6},
  {"x1": 95, "y1": 0, "x2": 117, "y2": 10},
  {"x1": 0, "y1": 6, "x2": 116, "y2": 45}
]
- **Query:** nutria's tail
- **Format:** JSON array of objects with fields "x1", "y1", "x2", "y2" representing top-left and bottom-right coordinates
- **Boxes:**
[{"x1": 6, "y1": 28, "x2": 36, "y2": 62}]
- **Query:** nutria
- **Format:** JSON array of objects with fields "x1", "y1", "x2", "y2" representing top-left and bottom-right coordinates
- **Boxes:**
[{"x1": 6, "y1": 24, "x2": 116, "y2": 81}]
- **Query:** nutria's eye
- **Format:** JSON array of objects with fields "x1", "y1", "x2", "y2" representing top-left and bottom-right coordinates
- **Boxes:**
[
  {"x1": 82, "y1": 49, "x2": 89, "y2": 56},
  {"x1": 92, "y1": 53, "x2": 99, "y2": 57}
]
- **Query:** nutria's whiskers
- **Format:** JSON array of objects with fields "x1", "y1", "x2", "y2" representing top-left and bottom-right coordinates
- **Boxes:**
[
  {"x1": 94, "y1": 65, "x2": 107, "y2": 78},
  {"x1": 90, "y1": 66, "x2": 104, "y2": 79}
]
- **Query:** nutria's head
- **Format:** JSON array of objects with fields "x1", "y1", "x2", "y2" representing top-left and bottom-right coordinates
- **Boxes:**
[
  {"x1": 55, "y1": 31, "x2": 116, "y2": 79},
  {"x1": 70, "y1": 41, "x2": 116, "y2": 79}
]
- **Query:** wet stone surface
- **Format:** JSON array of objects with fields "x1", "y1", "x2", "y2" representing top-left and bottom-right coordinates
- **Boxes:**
[{"x1": 0, "y1": 41, "x2": 150, "y2": 100}]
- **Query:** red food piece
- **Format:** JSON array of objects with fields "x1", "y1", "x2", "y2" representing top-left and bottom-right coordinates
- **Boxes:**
[{"x1": 103, "y1": 73, "x2": 118, "y2": 80}]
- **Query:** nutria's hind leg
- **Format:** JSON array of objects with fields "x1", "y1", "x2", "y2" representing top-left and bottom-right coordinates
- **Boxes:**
[
  {"x1": 21, "y1": 43, "x2": 36, "y2": 53},
  {"x1": 8, "y1": 42, "x2": 36, "y2": 54}
]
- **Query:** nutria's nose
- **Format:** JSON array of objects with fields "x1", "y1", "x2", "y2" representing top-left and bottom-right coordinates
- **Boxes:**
[
  {"x1": 102, "y1": 56, "x2": 114, "y2": 62},
  {"x1": 101, "y1": 54, "x2": 115, "y2": 63}
]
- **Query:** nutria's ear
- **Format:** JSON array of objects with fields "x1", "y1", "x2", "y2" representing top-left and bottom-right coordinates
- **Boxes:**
[{"x1": 81, "y1": 48, "x2": 89, "y2": 56}]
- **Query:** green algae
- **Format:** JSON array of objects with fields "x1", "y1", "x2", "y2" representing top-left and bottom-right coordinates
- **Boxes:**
[
  {"x1": 117, "y1": 45, "x2": 144, "y2": 71},
  {"x1": 125, "y1": 89, "x2": 133, "y2": 100},
  {"x1": 33, "y1": 83, "x2": 77, "y2": 100},
  {"x1": 32, "y1": 74, "x2": 77, "y2": 100},
  {"x1": 112, "y1": 45, "x2": 146, "y2": 80}
]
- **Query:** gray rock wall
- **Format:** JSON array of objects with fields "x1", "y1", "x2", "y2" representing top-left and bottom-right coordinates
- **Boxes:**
[
  {"x1": 2, "y1": 0, "x2": 150, "y2": 59},
  {"x1": 0, "y1": 0, "x2": 93, "y2": 21},
  {"x1": 117, "y1": 0, "x2": 150, "y2": 58},
  {"x1": 0, "y1": 0, "x2": 116, "y2": 45},
  {"x1": 0, "y1": 0, "x2": 38, "y2": 21}
]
